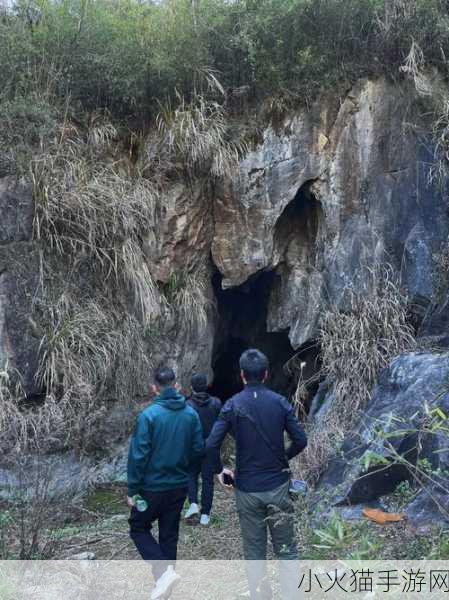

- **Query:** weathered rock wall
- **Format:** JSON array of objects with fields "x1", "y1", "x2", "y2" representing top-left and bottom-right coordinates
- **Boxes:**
[
  {"x1": 318, "y1": 352, "x2": 449, "y2": 526},
  {"x1": 212, "y1": 78, "x2": 449, "y2": 350},
  {"x1": 0, "y1": 176, "x2": 40, "y2": 396},
  {"x1": 2, "y1": 77, "x2": 449, "y2": 401}
]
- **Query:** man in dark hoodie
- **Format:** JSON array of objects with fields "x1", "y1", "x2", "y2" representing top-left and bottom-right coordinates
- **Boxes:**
[
  {"x1": 184, "y1": 373, "x2": 221, "y2": 525},
  {"x1": 127, "y1": 366, "x2": 204, "y2": 600}
]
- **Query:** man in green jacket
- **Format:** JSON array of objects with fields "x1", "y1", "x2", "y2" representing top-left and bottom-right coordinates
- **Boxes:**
[{"x1": 127, "y1": 366, "x2": 204, "y2": 600}]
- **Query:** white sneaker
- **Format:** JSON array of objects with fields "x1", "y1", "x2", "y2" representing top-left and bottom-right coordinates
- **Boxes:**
[
  {"x1": 200, "y1": 514, "x2": 210, "y2": 526},
  {"x1": 184, "y1": 502, "x2": 199, "y2": 521},
  {"x1": 150, "y1": 566, "x2": 181, "y2": 600}
]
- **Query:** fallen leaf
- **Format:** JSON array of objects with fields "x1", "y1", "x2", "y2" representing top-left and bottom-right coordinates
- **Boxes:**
[{"x1": 362, "y1": 508, "x2": 405, "y2": 525}]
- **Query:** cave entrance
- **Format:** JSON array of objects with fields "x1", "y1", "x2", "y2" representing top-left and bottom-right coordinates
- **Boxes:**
[
  {"x1": 274, "y1": 178, "x2": 322, "y2": 257},
  {"x1": 209, "y1": 270, "x2": 299, "y2": 402},
  {"x1": 210, "y1": 179, "x2": 324, "y2": 408}
]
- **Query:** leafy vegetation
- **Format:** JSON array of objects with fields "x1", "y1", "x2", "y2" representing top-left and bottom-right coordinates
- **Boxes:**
[{"x1": 2, "y1": 0, "x2": 449, "y2": 121}]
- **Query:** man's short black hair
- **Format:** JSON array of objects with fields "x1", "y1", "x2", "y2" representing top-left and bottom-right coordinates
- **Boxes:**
[
  {"x1": 155, "y1": 366, "x2": 176, "y2": 387},
  {"x1": 191, "y1": 373, "x2": 208, "y2": 393},
  {"x1": 239, "y1": 349, "x2": 269, "y2": 383}
]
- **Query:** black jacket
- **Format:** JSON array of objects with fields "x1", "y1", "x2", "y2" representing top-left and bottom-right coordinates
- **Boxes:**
[
  {"x1": 188, "y1": 392, "x2": 222, "y2": 439},
  {"x1": 206, "y1": 383, "x2": 307, "y2": 493}
]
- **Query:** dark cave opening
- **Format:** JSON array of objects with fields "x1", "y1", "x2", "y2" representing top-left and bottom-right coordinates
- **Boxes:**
[
  {"x1": 209, "y1": 179, "x2": 324, "y2": 409},
  {"x1": 209, "y1": 269, "x2": 319, "y2": 406},
  {"x1": 273, "y1": 178, "x2": 322, "y2": 255}
]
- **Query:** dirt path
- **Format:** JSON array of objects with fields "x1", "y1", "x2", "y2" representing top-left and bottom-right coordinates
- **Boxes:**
[{"x1": 46, "y1": 484, "x2": 449, "y2": 562}]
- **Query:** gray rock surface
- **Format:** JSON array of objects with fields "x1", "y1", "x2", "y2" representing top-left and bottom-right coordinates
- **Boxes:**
[
  {"x1": 0, "y1": 176, "x2": 41, "y2": 396},
  {"x1": 212, "y1": 79, "x2": 449, "y2": 350},
  {"x1": 3, "y1": 78, "x2": 449, "y2": 394},
  {"x1": 0, "y1": 453, "x2": 97, "y2": 501},
  {"x1": 3, "y1": 77, "x2": 449, "y2": 506},
  {"x1": 0, "y1": 176, "x2": 34, "y2": 243},
  {"x1": 318, "y1": 353, "x2": 449, "y2": 524}
]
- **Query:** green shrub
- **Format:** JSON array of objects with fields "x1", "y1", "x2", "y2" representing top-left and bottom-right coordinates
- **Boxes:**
[{"x1": 2, "y1": 0, "x2": 449, "y2": 119}]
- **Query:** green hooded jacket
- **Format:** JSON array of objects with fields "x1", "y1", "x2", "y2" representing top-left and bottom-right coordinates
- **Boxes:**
[{"x1": 127, "y1": 387, "x2": 205, "y2": 495}]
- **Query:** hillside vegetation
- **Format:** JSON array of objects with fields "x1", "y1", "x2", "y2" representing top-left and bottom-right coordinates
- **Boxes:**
[
  {"x1": 2, "y1": 0, "x2": 449, "y2": 122},
  {"x1": 2, "y1": 0, "x2": 449, "y2": 561},
  {"x1": 1, "y1": 0, "x2": 449, "y2": 449}
]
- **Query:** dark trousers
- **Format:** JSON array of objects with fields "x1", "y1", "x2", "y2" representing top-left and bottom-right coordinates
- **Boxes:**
[
  {"x1": 187, "y1": 457, "x2": 215, "y2": 515},
  {"x1": 129, "y1": 487, "x2": 187, "y2": 580}
]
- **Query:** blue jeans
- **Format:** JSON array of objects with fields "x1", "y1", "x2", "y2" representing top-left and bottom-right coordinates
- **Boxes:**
[{"x1": 188, "y1": 457, "x2": 215, "y2": 515}]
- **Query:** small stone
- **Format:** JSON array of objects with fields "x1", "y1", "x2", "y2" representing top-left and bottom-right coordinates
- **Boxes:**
[{"x1": 67, "y1": 552, "x2": 96, "y2": 560}]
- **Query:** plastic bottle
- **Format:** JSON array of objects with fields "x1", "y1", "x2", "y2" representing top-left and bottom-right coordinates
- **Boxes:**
[{"x1": 133, "y1": 494, "x2": 148, "y2": 512}]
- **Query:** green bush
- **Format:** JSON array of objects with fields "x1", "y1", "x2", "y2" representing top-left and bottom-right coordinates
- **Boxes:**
[{"x1": 2, "y1": 0, "x2": 449, "y2": 119}]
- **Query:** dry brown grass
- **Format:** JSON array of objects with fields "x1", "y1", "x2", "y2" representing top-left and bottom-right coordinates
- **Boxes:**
[
  {"x1": 0, "y1": 362, "x2": 74, "y2": 457},
  {"x1": 0, "y1": 366, "x2": 28, "y2": 454},
  {"x1": 33, "y1": 286, "x2": 153, "y2": 453},
  {"x1": 32, "y1": 141, "x2": 160, "y2": 324},
  {"x1": 25, "y1": 124, "x2": 164, "y2": 452},
  {"x1": 431, "y1": 98, "x2": 449, "y2": 190},
  {"x1": 297, "y1": 268, "x2": 416, "y2": 483},
  {"x1": 165, "y1": 269, "x2": 213, "y2": 337},
  {"x1": 153, "y1": 94, "x2": 246, "y2": 180}
]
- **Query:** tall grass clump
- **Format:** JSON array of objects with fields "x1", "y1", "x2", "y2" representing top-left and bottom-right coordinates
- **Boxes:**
[
  {"x1": 0, "y1": 361, "x2": 74, "y2": 458},
  {"x1": 32, "y1": 138, "x2": 160, "y2": 325},
  {"x1": 0, "y1": 366, "x2": 28, "y2": 454},
  {"x1": 26, "y1": 123, "x2": 162, "y2": 452},
  {"x1": 35, "y1": 291, "x2": 153, "y2": 452},
  {"x1": 165, "y1": 269, "x2": 213, "y2": 336},
  {"x1": 154, "y1": 94, "x2": 246, "y2": 179},
  {"x1": 299, "y1": 268, "x2": 416, "y2": 482}
]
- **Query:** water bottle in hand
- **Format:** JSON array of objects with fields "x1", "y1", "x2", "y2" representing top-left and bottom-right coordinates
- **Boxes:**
[{"x1": 133, "y1": 494, "x2": 148, "y2": 512}]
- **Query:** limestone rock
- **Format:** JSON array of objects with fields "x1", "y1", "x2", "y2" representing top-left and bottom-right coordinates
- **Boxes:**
[
  {"x1": 147, "y1": 180, "x2": 213, "y2": 284},
  {"x1": 318, "y1": 352, "x2": 449, "y2": 525},
  {"x1": 212, "y1": 79, "x2": 449, "y2": 350},
  {"x1": 0, "y1": 175, "x2": 41, "y2": 396}
]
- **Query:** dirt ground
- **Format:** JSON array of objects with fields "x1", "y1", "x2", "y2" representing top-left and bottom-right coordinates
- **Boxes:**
[{"x1": 20, "y1": 483, "x2": 448, "y2": 562}]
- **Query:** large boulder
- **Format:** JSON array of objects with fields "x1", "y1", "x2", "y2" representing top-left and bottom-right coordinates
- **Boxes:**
[{"x1": 318, "y1": 353, "x2": 449, "y2": 524}]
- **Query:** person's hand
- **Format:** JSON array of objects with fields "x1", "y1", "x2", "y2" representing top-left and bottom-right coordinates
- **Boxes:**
[
  {"x1": 218, "y1": 468, "x2": 235, "y2": 492},
  {"x1": 127, "y1": 496, "x2": 135, "y2": 508}
]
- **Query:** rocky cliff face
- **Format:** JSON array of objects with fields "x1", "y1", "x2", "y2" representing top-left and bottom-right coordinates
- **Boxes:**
[
  {"x1": 2, "y1": 77, "x2": 448, "y2": 405},
  {"x1": 0, "y1": 176, "x2": 40, "y2": 396},
  {"x1": 3, "y1": 77, "x2": 449, "y2": 516},
  {"x1": 213, "y1": 78, "x2": 449, "y2": 351}
]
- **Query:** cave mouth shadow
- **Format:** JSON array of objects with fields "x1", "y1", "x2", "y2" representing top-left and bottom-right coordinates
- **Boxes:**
[
  {"x1": 209, "y1": 270, "x2": 320, "y2": 407},
  {"x1": 209, "y1": 179, "x2": 323, "y2": 406},
  {"x1": 274, "y1": 178, "x2": 322, "y2": 255},
  {"x1": 209, "y1": 270, "x2": 296, "y2": 402}
]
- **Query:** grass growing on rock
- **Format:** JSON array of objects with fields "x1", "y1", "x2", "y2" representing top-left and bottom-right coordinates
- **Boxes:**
[{"x1": 298, "y1": 267, "x2": 416, "y2": 483}]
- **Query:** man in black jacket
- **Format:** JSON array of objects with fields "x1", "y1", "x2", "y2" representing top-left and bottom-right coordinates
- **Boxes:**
[
  {"x1": 184, "y1": 373, "x2": 221, "y2": 525},
  {"x1": 206, "y1": 349, "x2": 307, "y2": 599}
]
